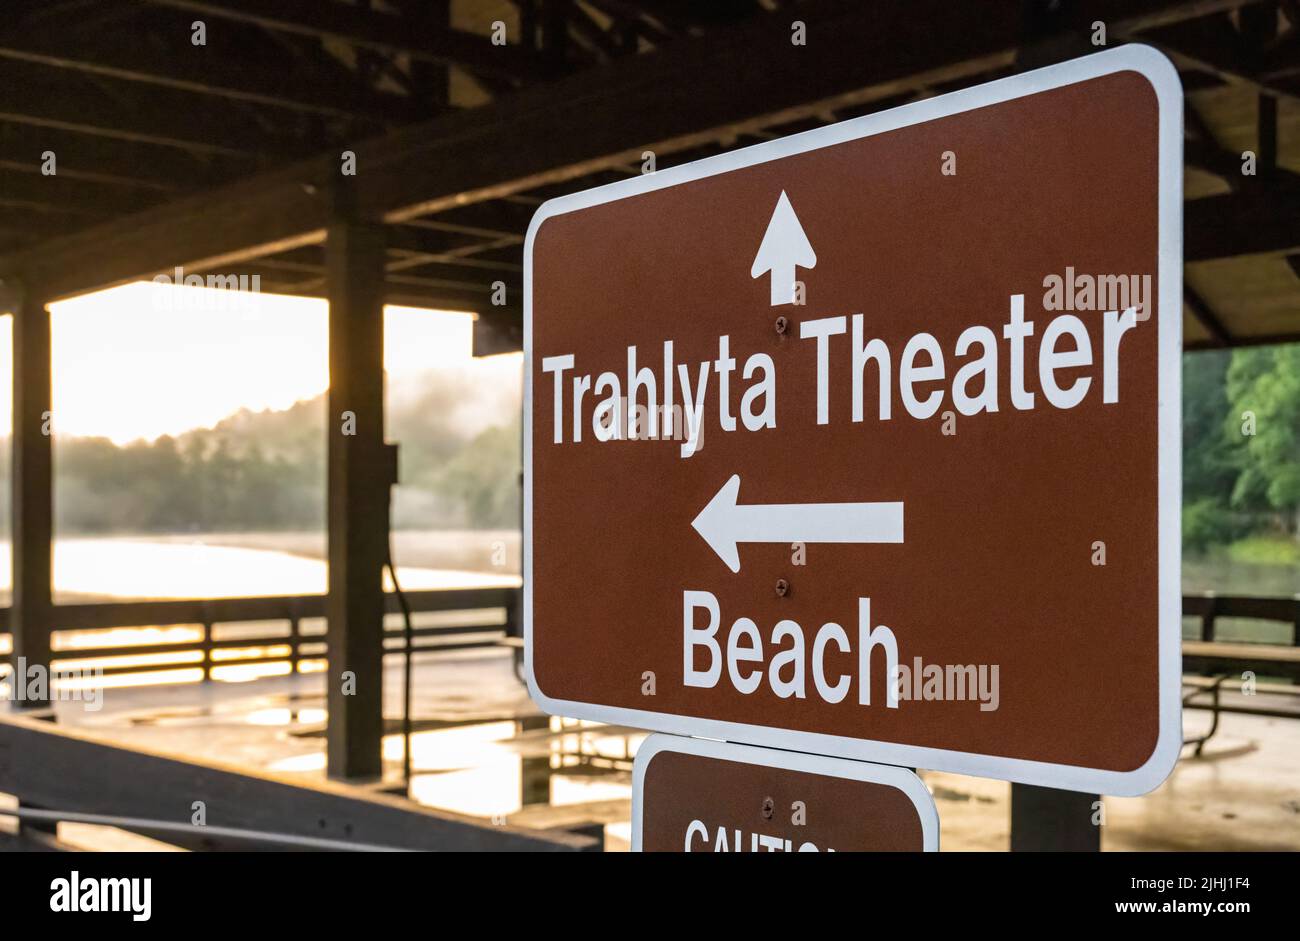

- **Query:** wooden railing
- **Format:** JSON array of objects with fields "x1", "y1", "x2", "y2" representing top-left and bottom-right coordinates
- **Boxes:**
[
  {"x1": 1, "y1": 590, "x2": 1294, "y2": 682},
  {"x1": 1182, "y1": 593, "x2": 1300, "y2": 645},
  {"x1": 0, "y1": 586, "x2": 521, "y2": 679}
]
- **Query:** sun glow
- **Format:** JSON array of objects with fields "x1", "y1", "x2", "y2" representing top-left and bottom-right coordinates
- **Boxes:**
[{"x1": 0, "y1": 280, "x2": 480, "y2": 443}]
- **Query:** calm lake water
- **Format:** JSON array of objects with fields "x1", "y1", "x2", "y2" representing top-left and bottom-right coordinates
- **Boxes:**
[
  {"x1": 0, "y1": 531, "x2": 522, "y2": 685},
  {"x1": 0, "y1": 530, "x2": 521, "y2": 603},
  {"x1": 0, "y1": 531, "x2": 1282, "y2": 603}
]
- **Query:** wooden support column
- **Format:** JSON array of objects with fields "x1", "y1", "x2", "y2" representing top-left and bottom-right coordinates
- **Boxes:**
[
  {"x1": 325, "y1": 221, "x2": 388, "y2": 781},
  {"x1": 1010, "y1": 783, "x2": 1101, "y2": 852},
  {"x1": 9, "y1": 281, "x2": 53, "y2": 713}
]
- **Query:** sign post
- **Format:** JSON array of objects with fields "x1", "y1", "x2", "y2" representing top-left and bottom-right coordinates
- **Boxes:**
[{"x1": 525, "y1": 45, "x2": 1182, "y2": 801}]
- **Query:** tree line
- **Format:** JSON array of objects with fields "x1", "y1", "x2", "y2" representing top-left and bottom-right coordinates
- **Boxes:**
[
  {"x1": 0, "y1": 366, "x2": 522, "y2": 534},
  {"x1": 0, "y1": 347, "x2": 1292, "y2": 551},
  {"x1": 1183, "y1": 345, "x2": 1299, "y2": 553}
]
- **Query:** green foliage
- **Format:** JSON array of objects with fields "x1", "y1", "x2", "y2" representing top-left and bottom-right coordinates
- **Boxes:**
[
  {"x1": 1181, "y1": 498, "x2": 1239, "y2": 555},
  {"x1": 1183, "y1": 344, "x2": 1300, "y2": 557},
  {"x1": 53, "y1": 402, "x2": 327, "y2": 534},
  {"x1": 1226, "y1": 535, "x2": 1300, "y2": 567},
  {"x1": 1225, "y1": 345, "x2": 1300, "y2": 515},
  {"x1": 432, "y1": 418, "x2": 522, "y2": 528},
  {"x1": 1182, "y1": 350, "x2": 1236, "y2": 501}
]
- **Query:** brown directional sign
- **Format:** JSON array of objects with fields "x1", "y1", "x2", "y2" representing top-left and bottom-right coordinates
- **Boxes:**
[
  {"x1": 632, "y1": 736, "x2": 938, "y2": 852},
  {"x1": 525, "y1": 47, "x2": 1183, "y2": 795}
]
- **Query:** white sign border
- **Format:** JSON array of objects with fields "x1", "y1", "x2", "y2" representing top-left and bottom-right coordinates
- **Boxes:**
[
  {"x1": 523, "y1": 44, "x2": 1183, "y2": 797},
  {"x1": 631, "y1": 734, "x2": 940, "y2": 852}
]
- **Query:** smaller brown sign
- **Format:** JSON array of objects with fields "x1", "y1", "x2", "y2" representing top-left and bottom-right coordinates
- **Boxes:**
[{"x1": 633, "y1": 735, "x2": 938, "y2": 852}]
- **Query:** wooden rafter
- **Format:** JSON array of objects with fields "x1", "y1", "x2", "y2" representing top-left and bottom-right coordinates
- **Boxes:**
[
  {"x1": 0, "y1": 32, "x2": 424, "y2": 125},
  {"x1": 1184, "y1": 282, "x2": 1232, "y2": 345},
  {"x1": 1186, "y1": 189, "x2": 1300, "y2": 261},
  {"x1": 0, "y1": 0, "x2": 1294, "y2": 356},
  {"x1": 1125, "y1": 5, "x2": 1300, "y2": 103},
  {"x1": 0, "y1": 61, "x2": 291, "y2": 157},
  {"x1": 140, "y1": 0, "x2": 554, "y2": 85}
]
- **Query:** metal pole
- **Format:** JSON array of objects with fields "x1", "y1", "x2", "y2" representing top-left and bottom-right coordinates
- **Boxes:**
[{"x1": 1010, "y1": 783, "x2": 1101, "y2": 851}]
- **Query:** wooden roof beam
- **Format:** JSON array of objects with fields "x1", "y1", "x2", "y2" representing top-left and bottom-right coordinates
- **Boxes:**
[
  {"x1": 1185, "y1": 331, "x2": 1299, "y2": 349},
  {"x1": 0, "y1": 122, "x2": 234, "y2": 191},
  {"x1": 0, "y1": 62, "x2": 286, "y2": 158},
  {"x1": 384, "y1": 226, "x2": 523, "y2": 273},
  {"x1": 0, "y1": 33, "x2": 425, "y2": 125},
  {"x1": 141, "y1": 0, "x2": 554, "y2": 86},
  {"x1": 1183, "y1": 282, "x2": 1232, "y2": 346},
  {"x1": 1, "y1": 0, "x2": 1264, "y2": 299},
  {"x1": 1185, "y1": 189, "x2": 1300, "y2": 261},
  {"x1": 0, "y1": 170, "x2": 164, "y2": 217},
  {"x1": 582, "y1": 0, "x2": 676, "y2": 46},
  {"x1": 1123, "y1": 6, "x2": 1300, "y2": 103}
]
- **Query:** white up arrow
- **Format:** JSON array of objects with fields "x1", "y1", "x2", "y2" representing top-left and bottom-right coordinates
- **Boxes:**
[
  {"x1": 691, "y1": 475, "x2": 904, "y2": 573},
  {"x1": 750, "y1": 190, "x2": 817, "y2": 306}
]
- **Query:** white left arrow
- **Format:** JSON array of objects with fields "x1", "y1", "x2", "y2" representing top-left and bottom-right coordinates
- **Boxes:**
[
  {"x1": 750, "y1": 190, "x2": 816, "y2": 306},
  {"x1": 691, "y1": 474, "x2": 904, "y2": 573}
]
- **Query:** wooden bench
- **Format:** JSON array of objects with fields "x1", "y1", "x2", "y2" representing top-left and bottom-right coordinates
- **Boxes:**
[
  {"x1": 1181, "y1": 637, "x2": 1300, "y2": 753},
  {"x1": 1183, "y1": 639, "x2": 1300, "y2": 679}
]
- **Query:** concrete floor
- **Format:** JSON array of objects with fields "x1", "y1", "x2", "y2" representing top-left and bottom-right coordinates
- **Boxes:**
[{"x1": 7, "y1": 648, "x2": 1299, "y2": 852}]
